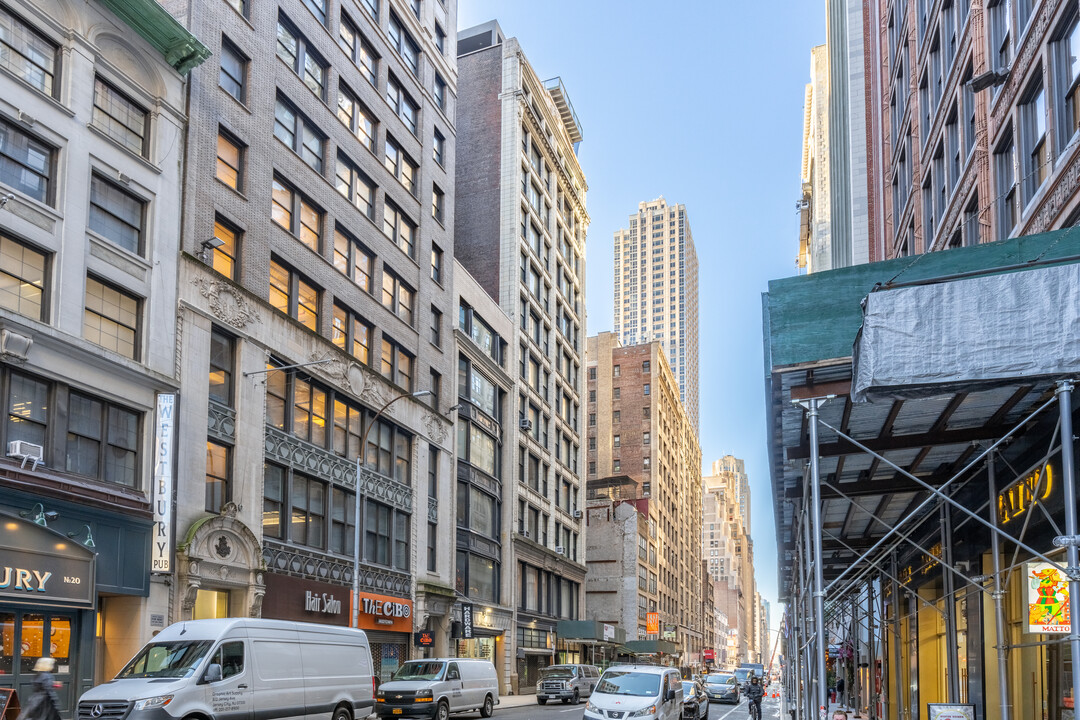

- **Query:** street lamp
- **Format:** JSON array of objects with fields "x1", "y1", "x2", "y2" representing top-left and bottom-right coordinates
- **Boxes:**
[{"x1": 351, "y1": 389, "x2": 433, "y2": 630}]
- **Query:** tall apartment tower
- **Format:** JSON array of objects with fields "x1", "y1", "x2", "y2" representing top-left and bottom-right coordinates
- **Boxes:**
[
  {"x1": 864, "y1": 0, "x2": 1080, "y2": 261},
  {"x1": 586, "y1": 332, "x2": 704, "y2": 662},
  {"x1": 613, "y1": 198, "x2": 700, "y2": 433},
  {"x1": 165, "y1": 0, "x2": 461, "y2": 677},
  {"x1": 456, "y1": 20, "x2": 589, "y2": 692}
]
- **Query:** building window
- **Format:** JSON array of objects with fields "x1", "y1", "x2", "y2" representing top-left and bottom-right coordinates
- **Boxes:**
[
  {"x1": 360, "y1": 0, "x2": 378, "y2": 20},
  {"x1": 301, "y1": 0, "x2": 327, "y2": 23},
  {"x1": 290, "y1": 474, "x2": 327, "y2": 548},
  {"x1": 643, "y1": 383, "x2": 650, "y2": 395},
  {"x1": 0, "y1": 117, "x2": 53, "y2": 204},
  {"x1": 1020, "y1": 83, "x2": 1049, "y2": 205},
  {"x1": 1055, "y1": 16, "x2": 1080, "y2": 149},
  {"x1": 643, "y1": 431, "x2": 650, "y2": 446},
  {"x1": 333, "y1": 227, "x2": 373, "y2": 292},
  {"x1": 331, "y1": 395, "x2": 364, "y2": 461},
  {"x1": 427, "y1": 522, "x2": 437, "y2": 571},
  {"x1": 430, "y1": 306, "x2": 442, "y2": 347},
  {"x1": 989, "y1": 0, "x2": 1011, "y2": 70},
  {"x1": 263, "y1": 463, "x2": 285, "y2": 539},
  {"x1": 381, "y1": 271, "x2": 414, "y2": 326},
  {"x1": 380, "y1": 337, "x2": 413, "y2": 390},
  {"x1": 613, "y1": 365, "x2": 621, "y2": 378},
  {"x1": 364, "y1": 413, "x2": 412, "y2": 482},
  {"x1": 994, "y1": 130, "x2": 1017, "y2": 240},
  {"x1": 274, "y1": 96, "x2": 324, "y2": 173},
  {"x1": 435, "y1": 24, "x2": 446, "y2": 54},
  {"x1": 269, "y1": 258, "x2": 319, "y2": 331},
  {"x1": 205, "y1": 440, "x2": 231, "y2": 513},
  {"x1": 613, "y1": 410, "x2": 620, "y2": 423},
  {"x1": 331, "y1": 487, "x2": 356, "y2": 555},
  {"x1": 332, "y1": 303, "x2": 372, "y2": 364},
  {"x1": 458, "y1": 357, "x2": 499, "y2": 420},
  {"x1": 6, "y1": 372, "x2": 48, "y2": 447},
  {"x1": 409, "y1": 0, "x2": 420, "y2": 20},
  {"x1": 0, "y1": 6, "x2": 57, "y2": 96},
  {"x1": 89, "y1": 174, "x2": 144, "y2": 255},
  {"x1": 382, "y1": 201, "x2": 416, "y2": 257},
  {"x1": 84, "y1": 276, "x2": 138, "y2": 359},
  {"x1": 92, "y1": 77, "x2": 147, "y2": 156},
  {"x1": 364, "y1": 500, "x2": 409, "y2": 569},
  {"x1": 219, "y1": 37, "x2": 247, "y2": 102},
  {"x1": 434, "y1": 73, "x2": 447, "y2": 109},
  {"x1": 963, "y1": 193, "x2": 980, "y2": 246},
  {"x1": 66, "y1": 392, "x2": 139, "y2": 487},
  {"x1": 210, "y1": 217, "x2": 240, "y2": 280},
  {"x1": 337, "y1": 84, "x2": 376, "y2": 151},
  {"x1": 276, "y1": 15, "x2": 327, "y2": 99},
  {"x1": 384, "y1": 136, "x2": 418, "y2": 195},
  {"x1": 432, "y1": 184, "x2": 445, "y2": 224},
  {"x1": 271, "y1": 177, "x2": 322, "y2": 251},
  {"x1": 338, "y1": 15, "x2": 378, "y2": 87},
  {"x1": 224, "y1": 0, "x2": 246, "y2": 16},
  {"x1": 386, "y1": 75, "x2": 418, "y2": 135},
  {"x1": 431, "y1": 243, "x2": 443, "y2": 283},
  {"x1": 613, "y1": 434, "x2": 620, "y2": 448},
  {"x1": 387, "y1": 12, "x2": 419, "y2": 76},
  {"x1": 209, "y1": 327, "x2": 234, "y2": 405},
  {"x1": 216, "y1": 129, "x2": 244, "y2": 190},
  {"x1": 0, "y1": 233, "x2": 46, "y2": 321},
  {"x1": 433, "y1": 129, "x2": 445, "y2": 166},
  {"x1": 334, "y1": 153, "x2": 375, "y2": 219}
]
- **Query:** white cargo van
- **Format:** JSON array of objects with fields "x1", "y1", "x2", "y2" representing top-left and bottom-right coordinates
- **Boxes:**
[
  {"x1": 77, "y1": 619, "x2": 374, "y2": 720},
  {"x1": 584, "y1": 665, "x2": 683, "y2": 720},
  {"x1": 375, "y1": 658, "x2": 498, "y2": 720}
]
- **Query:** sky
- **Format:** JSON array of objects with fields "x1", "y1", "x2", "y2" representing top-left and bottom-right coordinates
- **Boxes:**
[{"x1": 455, "y1": 1, "x2": 826, "y2": 632}]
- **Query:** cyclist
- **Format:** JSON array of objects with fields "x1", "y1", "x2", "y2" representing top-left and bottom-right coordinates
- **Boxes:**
[{"x1": 744, "y1": 673, "x2": 765, "y2": 720}]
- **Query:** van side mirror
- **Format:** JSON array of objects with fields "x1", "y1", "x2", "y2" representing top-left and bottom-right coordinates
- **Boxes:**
[
  {"x1": 204, "y1": 664, "x2": 223, "y2": 683},
  {"x1": 665, "y1": 688, "x2": 676, "y2": 702}
]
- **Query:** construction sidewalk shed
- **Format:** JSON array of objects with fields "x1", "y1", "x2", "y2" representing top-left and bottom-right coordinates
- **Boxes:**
[{"x1": 763, "y1": 228, "x2": 1080, "y2": 720}]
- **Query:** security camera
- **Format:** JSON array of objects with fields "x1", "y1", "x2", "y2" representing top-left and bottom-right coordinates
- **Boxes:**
[{"x1": 44, "y1": 510, "x2": 59, "y2": 522}]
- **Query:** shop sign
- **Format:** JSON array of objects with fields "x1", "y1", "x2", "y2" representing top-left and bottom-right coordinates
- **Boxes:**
[
  {"x1": 262, "y1": 574, "x2": 349, "y2": 627},
  {"x1": 1026, "y1": 561, "x2": 1071, "y2": 634},
  {"x1": 414, "y1": 630, "x2": 435, "y2": 647},
  {"x1": 998, "y1": 465, "x2": 1054, "y2": 525},
  {"x1": 151, "y1": 394, "x2": 176, "y2": 573},
  {"x1": 305, "y1": 590, "x2": 343, "y2": 615},
  {"x1": 663, "y1": 624, "x2": 677, "y2": 641},
  {"x1": 0, "y1": 514, "x2": 95, "y2": 607},
  {"x1": 355, "y1": 591, "x2": 412, "y2": 632},
  {"x1": 646, "y1": 612, "x2": 659, "y2": 634},
  {"x1": 461, "y1": 603, "x2": 474, "y2": 639},
  {"x1": 703, "y1": 648, "x2": 715, "y2": 661},
  {"x1": 603, "y1": 623, "x2": 615, "y2": 641},
  {"x1": 927, "y1": 704, "x2": 976, "y2": 720}
]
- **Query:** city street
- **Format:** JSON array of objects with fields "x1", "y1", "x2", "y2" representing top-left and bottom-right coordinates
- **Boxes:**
[{"x1": 443, "y1": 695, "x2": 784, "y2": 720}]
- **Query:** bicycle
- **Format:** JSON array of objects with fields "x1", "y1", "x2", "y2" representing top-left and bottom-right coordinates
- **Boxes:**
[{"x1": 748, "y1": 699, "x2": 762, "y2": 720}]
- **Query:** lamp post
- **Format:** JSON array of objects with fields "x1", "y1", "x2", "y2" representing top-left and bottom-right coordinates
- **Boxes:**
[{"x1": 351, "y1": 389, "x2": 433, "y2": 630}]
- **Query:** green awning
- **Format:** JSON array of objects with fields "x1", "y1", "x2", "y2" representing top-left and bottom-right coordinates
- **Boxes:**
[{"x1": 625, "y1": 640, "x2": 678, "y2": 654}]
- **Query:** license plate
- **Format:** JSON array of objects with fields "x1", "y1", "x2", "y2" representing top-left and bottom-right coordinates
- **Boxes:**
[{"x1": 392, "y1": 710, "x2": 402, "y2": 715}]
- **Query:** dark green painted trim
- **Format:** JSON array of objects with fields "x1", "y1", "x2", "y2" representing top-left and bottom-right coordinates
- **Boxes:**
[{"x1": 94, "y1": 0, "x2": 210, "y2": 74}]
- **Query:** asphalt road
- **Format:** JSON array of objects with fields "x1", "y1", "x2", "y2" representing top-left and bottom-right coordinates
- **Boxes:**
[{"x1": 443, "y1": 693, "x2": 784, "y2": 720}]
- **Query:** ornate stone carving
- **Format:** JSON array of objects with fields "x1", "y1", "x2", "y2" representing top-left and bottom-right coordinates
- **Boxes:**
[
  {"x1": 0, "y1": 328, "x2": 32, "y2": 365},
  {"x1": 193, "y1": 277, "x2": 262, "y2": 329},
  {"x1": 249, "y1": 589, "x2": 265, "y2": 618},
  {"x1": 428, "y1": 496, "x2": 438, "y2": 523},
  {"x1": 423, "y1": 411, "x2": 450, "y2": 445},
  {"x1": 208, "y1": 400, "x2": 237, "y2": 441},
  {"x1": 358, "y1": 465, "x2": 414, "y2": 512},
  {"x1": 360, "y1": 370, "x2": 389, "y2": 407},
  {"x1": 990, "y1": 0, "x2": 1061, "y2": 133},
  {"x1": 1025, "y1": 153, "x2": 1080, "y2": 235},
  {"x1": 307, "y1": 351, "x2": 365, "y2": 395},
  {"x1": 177, "y1": 514, "x2": 264, "y2": 622},
  {"x1": 261, "y1": 541, "x2": 410, "y2": 596}
]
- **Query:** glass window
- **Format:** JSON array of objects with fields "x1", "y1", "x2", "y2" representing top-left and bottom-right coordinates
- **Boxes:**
[
  {"x1": 384, "y1": 136, "x2": 417, "y2": 195},
  {"x1": 379, "y1": 338, "x2": 413, "y2": 390},
  {"x1": 301, "y1": 0, "x2": 327, "y2": 24},
  {"x1": 92, "y1": 77, "x2": 147, "y2": 156},
  {"x1": 335, "y1": 153, "x2": 375, "y2": 218},
  {"x1": 210, "y1": 218, "x2": 239, "y2": 281},
  {"x1": 433, "y1": 129, "x2": 445, "y2": 166},
  {"x1": 0, "y1": 117, "x2": 52, "y2": 203},
  {"x1": 432, "y1": 185, "x2": 445, "y2": 223},
  {"x1": 0, "y1": 6, "x2": 57, "y2": 95},
  {"x1": 338, "y1": 15, "x2": 379, "y2": 87},
  {"x1": 275, "y1": 96, "x2": 324, "y2": 173},
  {"x1": 431, "y1": 244, "x2": 443, "y2": 282},
  {"x1": 263, "y1": 463, "x2": 284, "y2": 539},
  {"x1": 205, "y1": 440, "x2": 230, "y2": 513},
  {"x1": 6, "y1": 372, "x2": 48, "y2": 447},
  {"x1": 291, "y1": 474, "x2": 326, "y2": 548},
  {"x1": 276, "y1": 15, "x2": 327, "y2": 99},
  {"x1": 1057, "y1": 17, "x2": 1080, "y2": 148},
  {"x1": 386, "y1": 75, "x2": 418, "y2": 135},
  {"x1": 216, "y1": 130, "x2": 243, "y2": 190},
  {"x1": 0, "y1": 233, "x2": 46, "y2": 321},
  {"x1": 219, "y1": 38, "x2": 246, "y2": 102},
  {"x1": 387, "y1": 13, "x2": 419, "y2": 76},
  {"x1": 269, "y1": 258, "x2": 319, "y2": 331},
  {"x1": 271, "y1": 178, "x2": 322, "y2": 250},
  {"x1": 382, "y1": 202, "x2": 416, "y2": 257},
  {"x1": 995, "y1": 131, "x2": 1017, "y2": 240},
  {"x1": 365, "y1": 500, "x2": 391, "y2": 565},
  {"x1": 337, "y1": 84, "x2": 376, "y2": 151},
  {"x1": 84, "y1": 276, "x2": 138, "y2": 359},
  {"x1": 381, "y1": 272, "x2": 414, "y2": 325},
  {"x1": 434, "y1": 73, "x2": 446, "y2": 109},
  {"x1": 361, "y1": 0, "x2": 378, "y2": 20},
  {"x1": 1021, "y1": 84, "x2": 1049, "y2": 204},
  {"x1": 209, "y1": 328, "x2": 234, "y2": 406},
  {"x1": 332, "y1": 398, "x2": 363, "y2": 459},
  {"x1": 333, "y1": 228, "x2": 373, "y2": 291},
  {"x1": 332, "y1": 304, "x2": 371, "y2": 364},
  {"x1": 66, "y1": 392, "x2": 138, "y2": 486},
  {"x1": 330, "y1": 486, "x2": 355, "y2": 554},
  {"x1": 89, "y1": 174, "x2": 144, "y2": 255}
]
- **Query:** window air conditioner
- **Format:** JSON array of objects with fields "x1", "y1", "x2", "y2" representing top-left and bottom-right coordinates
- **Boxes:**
[
  {"x1": 573, "y1": 510, "x2": 583, "y2": 519},
  {"x1": 519, "y1": 418, "x2": 533, "y2": 431},
  {"x1": 521, "y1": 530, "x2": 531, "y2": 539},
  {"x1": 555, "y1": 546, "x2": 566, "y2": 555},
  {"x1": 7, "y1": 440, "x2": 43, "y2": 470}
]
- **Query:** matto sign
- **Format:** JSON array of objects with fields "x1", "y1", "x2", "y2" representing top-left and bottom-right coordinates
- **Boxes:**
[{"x1": 1026, "y1": 562, "x2": 1071, "y2": 634}]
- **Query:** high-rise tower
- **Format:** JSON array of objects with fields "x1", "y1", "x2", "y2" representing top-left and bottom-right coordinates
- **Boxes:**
[{"x1": 613, "y1": 197, "x2": 699, "y2": 433}]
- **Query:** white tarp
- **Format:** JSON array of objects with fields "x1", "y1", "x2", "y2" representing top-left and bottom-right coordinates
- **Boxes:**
[{"x1": 852, "y1": 262, "x2": 1080, "y2": 402}]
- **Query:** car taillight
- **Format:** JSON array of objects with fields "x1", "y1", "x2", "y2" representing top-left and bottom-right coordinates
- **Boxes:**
[{"x1": 372, "y1": 678, "x2": 376, "y2": 697}]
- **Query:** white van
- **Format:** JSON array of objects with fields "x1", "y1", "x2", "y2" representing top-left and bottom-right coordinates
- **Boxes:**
[
  {"x1": 584, "y1": 665, "x2": 683, "y2": 720},
  {"x1": 375, "y1": 658, "x2": 498, "y2": 720},
  {"x1": 77, "y1": 619, "x2": 374, "y2": 720}
]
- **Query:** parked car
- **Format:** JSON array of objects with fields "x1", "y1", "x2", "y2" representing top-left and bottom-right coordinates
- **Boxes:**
[
  {"x1": 537, "y1": 664, "x2": 600, "y2": 705},
  {"x1": 375, "y1": 658, "x2": 498, "y2": 720},
  {"x1": 78, "y1": 619, "x2": 375, "y2": 720},
  {"x1": 702, "y1": 673, "x2": 740, "y2": 704},
  {"x1": 681, "y1": 680, "x2": 709, "y2": 720},
  {"x1": 584, "y1": 665, "x2": 683, "y2": 720}
]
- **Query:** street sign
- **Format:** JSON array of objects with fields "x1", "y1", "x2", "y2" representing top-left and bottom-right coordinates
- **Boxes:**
[{"x1": 461, "y1": 603, "x2": 474, "y2": 639}]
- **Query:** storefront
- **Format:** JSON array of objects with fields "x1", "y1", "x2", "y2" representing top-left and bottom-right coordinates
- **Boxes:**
[
  {"x1": 0, "y1": 512, "x2": 96, "y2": 718},
  {"x1": 353, "y1": 590, "x2": 413, "y2": 685},
  {"x1": 515, "y1": 620, "x2": 556, "y2": 692}
]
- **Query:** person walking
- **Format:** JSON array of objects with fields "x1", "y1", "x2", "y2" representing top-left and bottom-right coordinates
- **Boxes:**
[
  {"x1": 19, "y1": 658, "x2": 62, "y2": 720},
  {"x1": 836, "y1": 675, "x2": 845, "y2": 707}
]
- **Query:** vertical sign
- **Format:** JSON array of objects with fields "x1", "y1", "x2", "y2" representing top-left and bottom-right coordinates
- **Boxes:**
[
  {"x1": 1026, "y1": 561, "x2": 1071, "y2": 633},
  {"x1": 152, "y1": 394, "x2": 176, "y2": 573},
  {"x1": 646, "y1": 612, "x2": 659, "y2": 634},
  {"x1": 461, "y1": 603, "x2": 474, "y2": 639}
]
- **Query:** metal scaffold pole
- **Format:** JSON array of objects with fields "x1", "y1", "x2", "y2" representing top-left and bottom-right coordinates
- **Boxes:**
[
  {"x1": 1055, "y1": 381, "x2": 1080, "y2": 720},
  {"x1": 987, "y1": 451, "x2": 1011, "y2": 720},
  {"x1": 941, "y1": 504, "x2": 960, "y2": 702},
  {"x1": 890, "y1": 553, "x2": 905, "y2": 720},
  {"x1": 808, "y1": 398, "x2": 828, "y2": 718}
]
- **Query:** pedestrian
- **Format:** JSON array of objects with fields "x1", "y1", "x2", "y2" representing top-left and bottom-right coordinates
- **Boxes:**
[
  {"x1": 18, "y1": 658, "x2": 61, "y2": 720},
  {"x1": 836, "y1": 675, "x2": 845, "y2": 706}
]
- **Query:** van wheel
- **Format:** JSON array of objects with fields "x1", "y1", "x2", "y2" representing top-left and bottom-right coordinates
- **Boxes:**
[
  {"x1": 436, "y1": 700, "x2": 449, "y2": 720},
  {"x1": 332, "y1": 706, "x2": 351, "y2": 720},
  {"x1": 537, "y1": 698, "x2": 547, "y2": 705},
  {"x1": 480, "y1": 695, "x2": 494, "y2": 718},
  {"x1": 573, "y1": 689, "x2": 580, "y2": 705}
]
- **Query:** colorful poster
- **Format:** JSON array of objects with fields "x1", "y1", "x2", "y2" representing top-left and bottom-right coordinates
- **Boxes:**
[
  {"x1": 646, "y1": 612, "x2": 659, "y2": 634},
  {"x1": 1026, "y1": 562, "x2": 1071, "y2": 634}
]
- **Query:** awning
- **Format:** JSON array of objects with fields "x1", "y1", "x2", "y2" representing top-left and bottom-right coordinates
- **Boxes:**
[{"x1": 625, "y1": 640, "x2": 678, "y2": 655}]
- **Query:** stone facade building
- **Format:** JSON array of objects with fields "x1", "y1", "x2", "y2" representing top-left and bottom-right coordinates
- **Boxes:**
[
  {"x1": 585, "y1": 332, "x2": 704, "y2": 664},
  {"x1": 163, "y1": 0, "x2": 460, "y2": 677},
  {"x1": 0, "y1": 0, "x2": 208, "y2": 704},
  {"x1": 612, "y1": 197, "x2": 699, "y2": 433},
  {"x1": 456, "y1": 20, "x2": 589, "y2": 692}
]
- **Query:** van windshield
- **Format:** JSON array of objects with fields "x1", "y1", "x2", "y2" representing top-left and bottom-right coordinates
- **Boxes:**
[
  {"x1": 597, "y1": 671, "x2": 661, "y2": 697},
  {"x1": 393, "y1": 661, "x2": 445, "y2": 681},
  {"x1": 540, "y1": 666, "x2": 577, "y2": 679},
  {"x1": 733, "y1": 668, "x2": 750, "y2": 683},
  {"x1": 117, "y1": 641, "x2": 214, "y2": 679}
]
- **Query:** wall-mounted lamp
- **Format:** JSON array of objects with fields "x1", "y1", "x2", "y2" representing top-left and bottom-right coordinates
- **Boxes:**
[
  {"x1": 68, "y1": 524, "x2": 95, "y2": 548},
  {"x1": 197, "y1": 236, "x2": 225, "y2": 262},
  {"x1": 967, "y1": 68, "x2": 1010, "y2": 93},
  {"x1": 19, "y1": 503, "x2": 58, "y2": 526}
]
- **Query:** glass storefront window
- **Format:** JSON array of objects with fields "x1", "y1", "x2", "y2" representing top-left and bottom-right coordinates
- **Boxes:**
[
  {"x1": 1, "y1": 612, "x2": 13, "y2": 674},
  {"x1": 50, "y1": 616, "x2": 71, "y2": 664},
  {"x1": 20, "y1": 614, "x2": 43, "y2": 673}
]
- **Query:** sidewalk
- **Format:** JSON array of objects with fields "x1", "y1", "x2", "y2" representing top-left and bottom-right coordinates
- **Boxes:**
[{"x1": 497, "y1": 694, "x2": 548, "y2": 709}]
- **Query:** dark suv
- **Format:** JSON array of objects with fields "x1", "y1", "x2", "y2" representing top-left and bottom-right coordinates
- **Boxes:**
[{"x1": 537, "y1": 664, "x2": 600, "y2": 704}]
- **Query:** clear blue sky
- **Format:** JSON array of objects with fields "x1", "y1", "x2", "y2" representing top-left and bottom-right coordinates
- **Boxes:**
[{"x1": 456, "y1": 1, "x2": 826, "y2": 632}]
